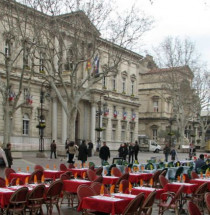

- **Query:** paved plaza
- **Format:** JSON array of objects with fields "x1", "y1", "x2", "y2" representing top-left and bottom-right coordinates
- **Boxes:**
[{"x1": 9, "y1": 150, "x2": 208, "y2": 215}]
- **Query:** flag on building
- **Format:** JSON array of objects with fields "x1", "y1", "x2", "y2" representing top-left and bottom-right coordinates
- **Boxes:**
[
  {"x1": 86, "y1": 59, "x2": 91, "y2": 72},
  {"x1": 123, "y1": 111, "x2": 127, "y2": 120},
  {"x1": 132, "y1": 113, "x2": 136, "y2": 121},
  {"x1": 113, "y1": 110, "x2": 118, "y2": 118},
  {"x1": 93, "y1": 55, "x2": 99, "y2": 74},
  {"x1": 104, "y1": 109, "x2": 109, "y2": 116}
]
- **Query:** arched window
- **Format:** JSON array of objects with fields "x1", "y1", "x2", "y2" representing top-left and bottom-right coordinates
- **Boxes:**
[{"x1": 23, "y1": 114, "x2": 29, "y2": 135}]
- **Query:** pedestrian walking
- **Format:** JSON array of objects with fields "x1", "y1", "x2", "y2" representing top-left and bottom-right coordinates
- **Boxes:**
[
  {"x1": 78, "y1": 140, "x2": 88, "y2": 167},
  {"x1": 163, "y1": 143, "x2": 170, "y2": 162},
  {"x1": 118, "y1": 144, "x2": 123, "y2": 157},
  {"x1": 134, "y1": 141, "x2": 139, "y2": 162},
  {"x1": 121, "y1": 143, "x2": 128, "y2": 161},
  {"x1": 99, "y1": 142, "x2": 110, "y2": 165},
  {"x1": 170, "y1": 147, "x2": 177, "y2": 161},
  {"x1": 67, "y1": 141, "x2": 77, "y2": 163},
  {"x1": 128, "y1": 143, "x2": 134, "y2": 164},
  {"x1": 4, "y1": 143, "x2": 13, "y2": 168},
  {"x1": 0, "y1": 142, "x2": 8, "y2": 178},
  {"x1": 87, "y1": 141, "x2": 93, "y2": 157},
  {"x1": 50, "y1": 140, "x2": 57, "y2": 159}
]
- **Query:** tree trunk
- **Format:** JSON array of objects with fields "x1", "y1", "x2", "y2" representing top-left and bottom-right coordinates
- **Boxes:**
[
  {"x1": 3, "y1": 102, "x2": 11, "y2": 147},
  {"x1": 69, "y1": 109, "x2": 77, "y2": 142}
]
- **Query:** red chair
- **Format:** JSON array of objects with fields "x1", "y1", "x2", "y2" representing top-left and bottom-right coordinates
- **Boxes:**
[
  {"x1": 26, "y1": 184, "x2": 45, "y2": 215},
  {"x1": 115, "y1": 173, "x2": 129, "y2": 187},
  {"x1": 6, "y1": 187, "x2": 29, "y2": 214},
  {"x1": 122, "y1": 193, "x2": 145, "y2": 215},
  {"x1": 95, "y1": 167, "x2": 103, "y2": 176},
  {"x1": 34, "y1": 165, "x2": 44, "y2": 171},
  {"x1": 159, "y1": 175, "x2": 169, "y2": 188},
  {"x1": 60, "y1": 164, "x2": 67, "y2": 171},
  {"x1": 65, "y1": 171, "x2": 73, "y2": 179},
  {"x1": 4, "y1": 168, "x2": 15, "y2": 179},
  {"x1": 90, "y1": 182, "x2": 109, "y2": 195},
  {"x1": 77, "y1": 185, "x2": 95, "y2": 203},
  {"x1": 151, "y1": 170, "x2": 161, "y2": 188},
  {"x1": 187, "y1": 201, "x2": 201, "y2": 215},
  {"x1": 182, "y1": 173, "x2": 190, "y2": 183},
  {"x1": 93, "y1": 176, "x2": 103, "y2": 183},
  {"x1": 28, "y1": 170, "x2": 43, "y2": 184},
  {"x1": 141, "y1": 190, "x2": 156, "y2": 215},
  {"x1": 112, "y1": 167, "x2": 122, "y2": 177},
  {"x1": 158, "y1": 185, "x2": 184, "y2": 215},
  {"x1": 120, "y1": 179, "x2": 129, "y2": 193},
  {"x1": 60, "y1": 173, "x2": 70, "y2": 181},
  {"x1": 0, "y1": 177, "x2": 5, "y2": 187},
  {"x1": 205, "y1": 192, "x2": 210, "y2": 214},
  {"x1": 9, "y1": 178, "x2": 24, "y2": 186},
  {"x1": 191, "y1": 171, "x2": 199, "y2": 179},
  {"x1": 44, "y1": 180, "x2": 63, "y2": 215},
  {"x1": 68, "y1": 164, "x2": 75, "y2": 169},
  {"x1": 87, "y1": 169, "x2": 98, "y2": 181}
]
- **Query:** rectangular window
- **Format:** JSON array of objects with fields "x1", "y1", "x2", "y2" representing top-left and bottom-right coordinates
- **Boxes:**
[
  {"x1": 130, "y1": 132, "x2": 133, "y2": 142},
  {"x1": 112, "y1": 130, "x2": 116, "y2": 141},
  {"x1": 152, "y1": 129, "x2": 157, "y2": 140},
  {"x1": 23, "y1": 120, "x2": 29, "y2": 135},
  {"x1": 153, "y1": 101, "x2": 159, "y2": 112},
  {"x1": 122, "y1": 78, "x2": 126, "y2": 93},
  {"x1": 39, "y1": 52, "x2": 44, "y2": 72},
  {"x1": 103, "y1": 77, "x2": 106, "y2": 88},
  {"x1": 131, "y1": 81, "x2": 134, "y2": 95},
  {"x1": 112, "y1": 78, "x2": 116, "y2": 91},
  {"x1": 121, "y1": 131, "x2": 125, "y2": 141}
]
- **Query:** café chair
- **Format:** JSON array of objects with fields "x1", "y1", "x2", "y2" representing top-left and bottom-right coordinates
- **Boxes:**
[
  {"x1": 28, "y1": 169, "x2": 43, "y2": 184},
  {"x1": 26, "y1": 184, "x2": 45, "y2": 215},
  {"x1": 158, "y1": 185, "x2": 184, "y2": 215},
  {"x1": 187, "y1": 201, "x2": 201, "y2": 215},
  {"x1": 174, "y1": 161, "x2": 181, "y2": 167},
  {"x1": 60, "y1": 173, "x2": 70, "y2": 180},
  {"x1": 150, "y1": 170, "x2": 161, "y2": 188},
  {"x1": 34, "y1": 165, "x2": 44, "y2": 171},
  {"x1": 167, "y1": 162, "x2": 174, "y2": 168},
  {"x1": 44, "y1": 180, "x2": 63, "y2": 215},
  {"x1": 169, "y1": 167, "x2": 183, "y2": 182},
  {"x1": 88, "y1": 162, "x2": 95, "y2": 170},
  {"x1": 122, "y1": 192, "x2": 145, "y2": 215},
  {"x1": 60, "y1": 163, "x2": 68, "y2": 171},
  {"x1": 182, "y1": 174, "x2": 190, "y2": 183},
  {"x1": 4, "y1": 167, "x2": 15, "y2": 179},
  {"x1": 205, "y1": 192, "x2": 210, "y2": 214},
  {"x1": 191, "y1": 171, "x2": 199, "y2": 179},
  {"x1": 87, "y1": 169, "x2": 99, "y2": 182},
  {"x1": 6, "y1": 187, "x2": 29, "y2": 214},
  {"x1": 159, "y1": 175, "x2": 169, "y2": 188},
  {"x1": 68, "y1": 163, "x2": 75, "y2": 169},
  {"x1": 65, "y1": 171, "x2": 73, "y2": 179},
  {"x1": 111, "y1": 167, "x2": 122, "y2": 177},
  {"x1": 10, "y1": 178, "x2": 24, "y2": 186},
  {"x1": 90, "y1": 182, "x2": 109, "y2": 195},
  {"x1": 159, "y1": 169, "x2": 167, "y2": 177},
  {"x1": 115, "y1": 173, "x2": 129, "y2": 191},
  {"x1": 0, "y1": 177, "x2": 5, "y2": 187},
  {"x1": 93, "y1": 176, "x2": 103, "y2": 183},
  {"x1": 145, "y1": 163, "x2": 154, "y2": 170},
  {"x1": 95, "y1": 167, "x2": 103, "y2": 176},
  {"x1": 119, "y1": 179, "x2": 129, "y2": 193},
  {"x1": 141, "y1": 190, "x2": 156, "y2": 215}
]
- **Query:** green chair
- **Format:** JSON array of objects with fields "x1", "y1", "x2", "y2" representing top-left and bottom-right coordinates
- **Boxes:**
[
  {"x1": 167, "y1": 161, "x2": 174, "y2": 167},
  {"x1": 102, "y1": 161, "x2": 109, "y2": 166},
  {"x1": 145, "y1": 163, "x2": 154, "y2": 170},
  {"x1": 169, "y1": 166, "x2": 184, "y2": 181}
]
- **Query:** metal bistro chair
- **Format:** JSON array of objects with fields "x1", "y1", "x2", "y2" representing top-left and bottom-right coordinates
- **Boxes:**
[
  {"x1": 141, "y1": 190, "x2": 156, "y2": 215},
  {"x1": 205, "y1": 192, "x2": 210, "y2": 214},
  {"x1": 28, "y1": 169, "x2": 43, "y2": 184},
  {"x1": 34, "y1": 165, "x2": 44, "y2": 171},
  {"x1": 90, "y1": 182, "x2": 109, "y2": 195},
  {"x1": 60, "y1": 163, "x2": 68, "y2": 171},
  {"x1": 0, "y1": 177, "x2": 5, "y2": 187},
  {"x1": 4, "y1": 167, "x2": 16, "y2": 179},
  {"x1": 187, "y1": 201, "x2": 202, "y2": 215},
  {"x1": 159, "y1": 175, "x2": 169, "y2": 189}
]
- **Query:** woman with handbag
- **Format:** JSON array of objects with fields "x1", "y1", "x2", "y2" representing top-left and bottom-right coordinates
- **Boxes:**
[{"x1": 0, "y1": 142, "x2": 8, "y2": 178}]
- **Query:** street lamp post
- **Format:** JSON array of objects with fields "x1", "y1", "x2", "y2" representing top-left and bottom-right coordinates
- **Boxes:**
[{"x1": 96, "y1": 100, "x2": 102, "y2": 152}]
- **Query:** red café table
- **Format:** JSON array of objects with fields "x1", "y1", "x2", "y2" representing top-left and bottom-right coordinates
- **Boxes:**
[
  {"x1": 63, "y1": 179, "x2": 92, "y2": 193},
  {"x1": 8, "y1": 172, "x2": 31, "y2": 183},
  {"x1": 165, "y1": 182, "x2": 198, "y2": 194},
  {"x1": 43, "y1": 170, "x2": 64, "y2": 181},
  {"x1": 78, "y1": 195, "x2": 131, "y2": 215},
  {"x1": 68, "y1": 168, "x2": 88, "y2": 177},
  {"x1": 129, "y1": 172, "x2": 153, "y2": 184},
  {"x1": 190, "y1": 178, "x2": 210, "y2": 190},
  {"x1": 131, "y1": 187, "x2": 164, "y2": 199},
  {"x1": 102, "y1": 176, "x2": 119, "y2": 185}
]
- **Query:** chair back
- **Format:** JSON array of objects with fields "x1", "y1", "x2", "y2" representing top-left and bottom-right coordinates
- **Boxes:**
[
  {"x1": 175, "y1": 161, "x2": 181, "y2": 167},
  {"x1": 112, "y1": 167, "x2": 122, "y2": 177},
  {"x1": 0, "y1": 177, "x2": 5, "y2": 187},
  {"x1": 145, "y1": 163, "x2": 154, "y2": 170},
  {"x1": 95, "y1": 167, "x2": 103, "y2": 176},
  {"x1": 120, "y1": 179, "x2": 129, "y2": 193},
  {"x1": 191, "y1": 171, "x2": 199, "y2": 179},
  {"x1": 29, "y1": 170, "x2": 43, "y2": 184},
  {"x1": 159, "y1": 175, "x2": 168, "y2": 188},
  {"x1": 170, "y1": 185, "x2": 184, "y2": 205},
  {"x1": 93, "y1": 176, "x2": 103, "y2": 183},
  {"x1": 87, "y1": 169, "x2": 97, "y2": 181},
  {"x1": 205, "y1": 192, "x2": 210, "y2": 213},
  {"x1": 187, "y1": 201, "x2": 202, "y2": 215},
  {"x1": 152, "y1": 170, "x2": 161, "y2": 187},
  {"x1": 68, "y1": 163, "x2": 75, "y2": 169},
  {"x1": 77, "y1": 185, "x2": 95, "y2": 203},
  {"x1": 194, "y1": 182, "x2": 208, "y2": 196},
  {"x1": 142, "y1": 191, "x2": 156, "y2": 214},
  {"x1": 65, "y1": 171, "x2": 72, "y2": 178},
  {"x1": 60, "y1": 173, "x2": 70, "y2": 181},
  {"x1": 10, "y1": 178, "x2": 24, "y2": 186},
  {"x1": 182, "y1": 173, "x2": 190, "y2": 183},
  {"x1": 90, "y1": 182, "x2": 108, "y2": 195},
  {"x1": 122, "y1": 193, "x2": 144, "y2": 215},
  {"x1": 160, "y1": 169, "x2": 167, "y2": 177},
  {"x1": 116, "y1": 173, "x2": 129, "y2": 186},
  {"x1": 174, "y1": 167, "x2": 184, "y2": 179},
  {"x1": 60, "y1": 163, "x2": 67, "y2": 171},
  {"x1": 46, "y1": 180, "x2": 63, "y2": 199},
  {"x1": 5, "y1": 168, "x2": 15, "y2": 178},
  {"x1": 34, "y1": 165, "x2": 44, "y2": 171},
  {"x1": 27, "y1": 184, "x2": 45, "y2": 202}
]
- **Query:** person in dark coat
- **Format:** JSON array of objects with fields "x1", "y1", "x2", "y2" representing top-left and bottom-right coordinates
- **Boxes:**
[
  {"x1": 78, "y1": 140, "x2": 88, "y2": 167},
  {"x1": 128, "y1": 143, "x2": 134, "y2": 164},
  {"x1": 163, "y1": 143, "x2": 170, "y2": 162},
  {"x1": 4, "y1": 143, "x2": 13, "y2": 168},
  {"x1": 118, "y1": 144, "x2": 123, "y2": 157},
  {"x1": 50, "y1": 140, "x2": 57, "y2": 159},
  {"x1": 134, "y1": 141, "x2": 139, "y2": 162},
  {"x1": 87, "y1": 141, "x2": 93, "y2": 157},
  {"x1": 195, "y1": 154, "x2": 205, "y2": 173},
  {"x1": 121, "y1": 143, "x2": 128, "y2": 161},
  {"x1": 99, "y1": 142, "x2": 110, "y2": 165}
]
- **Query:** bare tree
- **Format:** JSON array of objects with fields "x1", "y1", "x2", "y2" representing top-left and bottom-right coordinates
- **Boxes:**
[
  {"x1": 0, "y1": 0, "x2": 36, "y2": 146},
  {"x1": 17, "y1": 0, "x2": 153, "y2": 142}
]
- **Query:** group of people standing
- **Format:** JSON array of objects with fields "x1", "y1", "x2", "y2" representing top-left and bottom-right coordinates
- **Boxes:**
[
  {"x1": 118, "y1": 141, "x2": 139, "y2": 163},
  {"x1": 163, "y1": 143, "x2": 177, "y2": 162}
]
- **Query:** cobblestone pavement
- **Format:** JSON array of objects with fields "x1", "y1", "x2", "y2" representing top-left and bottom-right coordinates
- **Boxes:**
[{"x1": 10, "y1": 150, "x2": 208, "y2": 214}]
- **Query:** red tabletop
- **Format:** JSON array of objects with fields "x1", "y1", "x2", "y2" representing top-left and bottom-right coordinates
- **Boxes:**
[
  {"x1": 129, "y1": 173, "x2": 153, "y2": 184},
  {"x1": 131, "y1": 187, "x2": 164, "y2": 199},
  {"x1": 43, "y1": 170, "x2": 64, "y2": 180},
  {"x1": 78, "y1": 195, "x2": 131, "y2": 215},
  {"x1": 68, "y1": 168, "x2": 88, "y2": 177},
  {"x1": 102, "y1": 176, "x2": 119, "y2": 185},
  {"x1": 190, "y1": 178, "x2": 210, "y2": 190},
  {"x1": 63, "y1": 179, "x2": 91, "y2": 193},
  {"x1": 8, "y1": 172, "x2": 31, "y2": 183},
  {"x1": 0, "y1": 188, "x2": 15, "y2": 208},
  {"x1": 165, "y1": 182, "x2": 198, "y2": 194}
]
